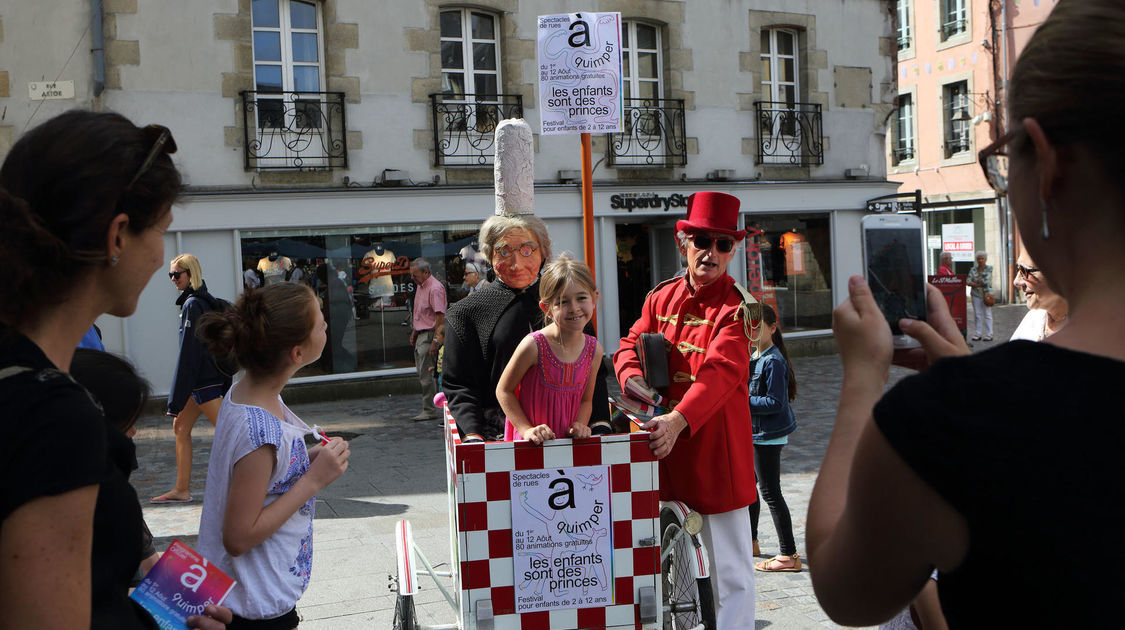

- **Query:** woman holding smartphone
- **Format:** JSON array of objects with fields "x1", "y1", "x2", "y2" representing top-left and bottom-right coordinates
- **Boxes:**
[{"x1": 807, "y1": 1, "x2": 1125, "y2": 626}]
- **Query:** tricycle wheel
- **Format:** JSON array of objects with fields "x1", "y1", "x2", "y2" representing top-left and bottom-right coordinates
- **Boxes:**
[
  {"x1": 660, "y1": 507, "x2": 716, "y2": 630},
  {"x1": 392, "y1": 593, "x2": 415, "y2": 630}
]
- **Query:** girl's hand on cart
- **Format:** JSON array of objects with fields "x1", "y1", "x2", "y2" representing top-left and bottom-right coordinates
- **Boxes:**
[
  {"x1": 642, "y1": 410, "x2": 688, "y2": 459},
  {"x1": 567, "y1": 423, "x2": 591, "y2": 439},
  {"x1": 520, "y1": 424, "x2": 555, "y2": 445},
  {"x1": 308, "y1": 437, "x2": 350, "y2": 489}
]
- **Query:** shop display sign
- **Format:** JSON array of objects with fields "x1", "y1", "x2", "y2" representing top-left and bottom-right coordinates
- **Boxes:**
[
  {"x1": 537, "y1": 12, "x2": 623, "y2": 135},
  {"x1": 941, "y1": 223, "x2": 975, "y2": 262},
  {"x1": 609, "y1": 192, "x2": 688, "y2": 212},
  {"x1": 510, "y1": 465, "x2": 613, "y2": 612}
]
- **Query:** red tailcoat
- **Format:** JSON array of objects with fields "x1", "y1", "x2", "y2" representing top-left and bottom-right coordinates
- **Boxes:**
[{"x1": 614, "y1": 274, "x2": 756, "y2": 514}]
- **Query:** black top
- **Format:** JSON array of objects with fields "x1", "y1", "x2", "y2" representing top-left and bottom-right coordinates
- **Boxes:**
[
  {"x1": 444, "y1": 279, "x2": 609, "y2": 439},
  {"x1": 0, "y1": 328, "x2": 155, "y2": 629},
  {"x1": 168, "y1": 281, "x2": 228, "y2": 415},
  {"x1": 874, "y1": 341, "x2": 1125, "y2": 628}
]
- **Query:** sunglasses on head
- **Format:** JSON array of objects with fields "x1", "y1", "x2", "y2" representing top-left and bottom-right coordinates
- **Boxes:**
[
  {"x1": 689, "y1": 234, "x2": 735, "y2": 253},
  {"x1": 1015, "y1": 263, "x2": 1040, "y2": 279},
  {"x1": 169, "y1": 271, "x2": 186, "y2": 280}
]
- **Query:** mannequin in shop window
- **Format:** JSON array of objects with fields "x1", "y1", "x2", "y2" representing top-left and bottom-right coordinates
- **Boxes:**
[
  {"x1": 364, "y1": 243, "x2": 396, "y2": 307},
  {"x1": 257, "y1": 251, "x2": 293, "y2": 286}
]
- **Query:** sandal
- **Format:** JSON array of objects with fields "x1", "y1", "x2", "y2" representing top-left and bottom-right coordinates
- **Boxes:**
[
  {"x1": 755, "y1": 553, "x2": 802, "y2": 572},
  {"x1": 150, "y1": 493, "x2": 192, "y2": 504}
]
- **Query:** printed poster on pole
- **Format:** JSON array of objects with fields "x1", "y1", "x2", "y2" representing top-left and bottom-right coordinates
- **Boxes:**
[
  {"x1": 537, "y1": 12, "x2": 623, "y2": 135},
  {"x1": 510, "y1": 465, "x2": 613, "y2": 613},
  {"x1": 942, "y1": 223, "x2": 975, "y2": 262}
]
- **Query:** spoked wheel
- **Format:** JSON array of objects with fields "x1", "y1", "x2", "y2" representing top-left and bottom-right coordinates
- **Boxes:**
[
  {"x1": 392, "y1": 593, "x2": 416, "y2": 630},
  {"x1": 660, "y1": 507, "x2": 716, "y2": 630},
  {"x1": 393, "y1": 519, "x2": 418, "y2": 630}
]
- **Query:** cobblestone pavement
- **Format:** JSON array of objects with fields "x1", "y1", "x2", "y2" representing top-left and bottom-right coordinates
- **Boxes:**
[{"x1": 132, "y1": 303, "x2": 1027, "y2": 629}]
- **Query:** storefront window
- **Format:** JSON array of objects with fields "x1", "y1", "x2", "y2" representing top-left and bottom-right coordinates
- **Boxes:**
[
  {"x1": 240, "y1": 223, "x2": 483, "y2": 377},
  {"x1": 744, "y1": 213, "x2": 833, "y2": 331}
]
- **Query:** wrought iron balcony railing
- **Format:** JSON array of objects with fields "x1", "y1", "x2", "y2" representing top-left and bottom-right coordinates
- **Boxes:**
[
  {"x1": 944, "y1": 136, "x2": 971, "y2": 158},
  {"x1": 607, "y1": 98, "x2": 687, "y2": 167},
  {"x1": 942, "y1": 18, "x2": 967, "y2": 38},
  {"x1": 893, "y1": 145, "x2": 916, "y2": 163},
  {"x1": 240, "y1": 91, "x2": 347, "y2": 170},
  {"x1": 754, "y1": 101, "x2": 824, "y2": 166},
  {"x1": 431, "y1": 93, "x2": 523, "y2": 167}
]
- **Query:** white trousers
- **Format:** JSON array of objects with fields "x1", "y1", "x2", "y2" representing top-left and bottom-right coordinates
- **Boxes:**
[
  {"x1": 971, "y1": 294, "x2": 993, "y2": 337},
  {"x1": 699, "y1": 507, "x2": 756, "y2": 630}
]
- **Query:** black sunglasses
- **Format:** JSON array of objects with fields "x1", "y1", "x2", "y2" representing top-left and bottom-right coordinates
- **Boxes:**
[
  {"x1": 1015, "y1": 263, "x2": 1040, "y2": 279},
  {"x1": 169, "y1": 270, "x2": 186, "y2": 280},
  {"x1": 690, "y1": 234, "x2": 735, "y2": 253}
]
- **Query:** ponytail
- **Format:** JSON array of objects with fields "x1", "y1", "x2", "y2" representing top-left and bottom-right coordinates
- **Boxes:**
[
  {"x1": 198, "y1": 283, "x2": 317, "y2": 376},
  {"x1": 761, "y1": 305, "x2": 797, "y2": 401}
]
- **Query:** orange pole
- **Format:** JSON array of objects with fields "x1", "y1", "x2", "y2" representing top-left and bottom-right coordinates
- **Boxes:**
[{"x1": 580, "y1": 132, "x2": 597, "y2": 330}]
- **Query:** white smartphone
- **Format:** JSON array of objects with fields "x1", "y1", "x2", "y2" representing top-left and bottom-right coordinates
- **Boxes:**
[{"x1": 861, "y1": 213, "x2": 927, "y2": 349}]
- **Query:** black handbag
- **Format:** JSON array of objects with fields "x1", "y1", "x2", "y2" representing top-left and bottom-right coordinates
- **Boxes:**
[{"x1": 635, "y1": 332, "x2": 670, "y2": 389}]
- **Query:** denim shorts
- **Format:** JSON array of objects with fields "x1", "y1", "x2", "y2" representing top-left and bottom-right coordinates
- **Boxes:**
[{"x1": 190, "y1": 383, "x2": 225, "y2": 405}]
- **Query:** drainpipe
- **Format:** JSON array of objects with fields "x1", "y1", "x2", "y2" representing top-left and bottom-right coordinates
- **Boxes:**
[{"x1": 91, "y1": 0, "x2": 105, "y2": 97}]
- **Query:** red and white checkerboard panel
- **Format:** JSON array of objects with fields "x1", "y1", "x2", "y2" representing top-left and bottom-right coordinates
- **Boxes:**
[{"x1": 450, "y1": 432, "x2": 661, "y2": 630}]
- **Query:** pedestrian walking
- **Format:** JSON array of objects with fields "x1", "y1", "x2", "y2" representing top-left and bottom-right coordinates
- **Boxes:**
[
  {"x1": 152, "y1": 253, "x2": 231, "y2": 504},
  {"x1": 409, "y1": 258, "x2": 446, "y2": 421}
]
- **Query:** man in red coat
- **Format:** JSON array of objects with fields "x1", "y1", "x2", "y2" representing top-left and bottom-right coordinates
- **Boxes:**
[{"x1": 614, "y1": 191, "x2": 757, "y2": 629}]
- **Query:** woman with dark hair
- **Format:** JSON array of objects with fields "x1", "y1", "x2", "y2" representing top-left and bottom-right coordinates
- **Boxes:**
[
  {"x1": 807, "y1": 1, "x2": 1125, "y2": 626},
  {"x1": 0, "y1": 110, "x2": 230, "y2": 629},
  {"x1": 152, "y1": 252, "x2": 231, "y2": 504}
]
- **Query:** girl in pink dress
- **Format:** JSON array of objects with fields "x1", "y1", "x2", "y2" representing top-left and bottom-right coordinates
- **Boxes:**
[{"x1": 497, "y1": 254, "x2": 604, "y2": 444}]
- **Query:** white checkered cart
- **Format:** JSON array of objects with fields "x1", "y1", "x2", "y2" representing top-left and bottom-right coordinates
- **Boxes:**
[{"x1": 391, "y1": 398, "x2": 716, "y2": 630}]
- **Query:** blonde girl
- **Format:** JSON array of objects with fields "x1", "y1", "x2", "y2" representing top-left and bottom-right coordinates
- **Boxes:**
[
  {"x1": 497, "y1": 254, "x2": 604, "y2": 444},
  {"x1": 196, "y1": 283, "x2": 349, "y2": 628}
]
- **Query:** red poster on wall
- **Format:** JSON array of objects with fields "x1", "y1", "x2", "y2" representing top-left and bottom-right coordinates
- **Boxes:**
[{"x1": 928, "y1": 274, "x2": 967, "y2": 333}]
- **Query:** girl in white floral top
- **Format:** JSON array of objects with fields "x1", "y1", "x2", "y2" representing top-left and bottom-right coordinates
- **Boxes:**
[{"x1": 197, "y1": 283, "x2": 350, "y2": 628}]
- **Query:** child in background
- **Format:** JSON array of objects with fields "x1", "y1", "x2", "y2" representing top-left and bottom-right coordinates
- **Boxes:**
[
  {"x1": 748, "y1": 304, "x2": 802, "y2": 572},
  {"x1": 69, "y1": 349, "x2": 162, "y2": 580},
  {"x1": 196, "y1": 283, "x2": 350, "y2": 628},
  {"x1": 497, "y1": 253, "x2": 604, "y2": 445}
]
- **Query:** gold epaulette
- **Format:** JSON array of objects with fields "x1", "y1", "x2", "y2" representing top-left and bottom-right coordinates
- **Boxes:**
[{"x1": 732, "y1": 282, "x2": 764, "y2": 344}]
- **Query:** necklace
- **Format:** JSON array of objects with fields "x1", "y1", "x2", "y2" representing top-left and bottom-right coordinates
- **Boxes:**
[{"x1": 552, "y1": 330, "x2": 569, "y2": 355}]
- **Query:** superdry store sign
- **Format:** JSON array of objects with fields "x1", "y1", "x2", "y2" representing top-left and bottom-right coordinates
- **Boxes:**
[{"x1": 609, "y1": 192, "x2": 689, "y2": 212}]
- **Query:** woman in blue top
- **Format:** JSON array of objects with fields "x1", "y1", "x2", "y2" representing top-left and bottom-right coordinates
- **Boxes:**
[{"x1": 748, "y1": 304, "x2": 800, "y2": 572}]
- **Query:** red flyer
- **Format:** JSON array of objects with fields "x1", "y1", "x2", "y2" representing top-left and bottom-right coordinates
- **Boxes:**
[
  {"x1": 130, "y1": 539, "x2": 236, "y2": 630},
  {"x1": 928, "y1": 274, "x2": 967, "y2": 333}
]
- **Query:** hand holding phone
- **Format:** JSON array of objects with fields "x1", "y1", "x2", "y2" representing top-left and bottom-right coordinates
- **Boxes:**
[{"x1": 861, "y1": 214, "x2": 927, "y2": 349}]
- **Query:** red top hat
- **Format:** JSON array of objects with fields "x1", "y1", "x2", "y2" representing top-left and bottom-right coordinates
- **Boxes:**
[{"x1": 676, "y1": 191, "x2": 745, "y2": 240}]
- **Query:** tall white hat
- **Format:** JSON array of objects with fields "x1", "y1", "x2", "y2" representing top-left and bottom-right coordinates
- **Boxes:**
[{"x1": 493, "y1": 118, "x2": 534, "y2": 216}]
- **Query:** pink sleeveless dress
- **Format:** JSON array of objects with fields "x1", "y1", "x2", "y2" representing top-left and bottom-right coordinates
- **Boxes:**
[{"x1": 504, "y1": 331, "x2": 597, "y2": 441}]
